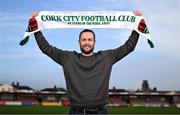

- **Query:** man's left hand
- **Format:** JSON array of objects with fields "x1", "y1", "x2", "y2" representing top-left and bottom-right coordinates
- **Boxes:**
[{"x1": 134, "y1": 10, "x2": 142, "y2": 16}]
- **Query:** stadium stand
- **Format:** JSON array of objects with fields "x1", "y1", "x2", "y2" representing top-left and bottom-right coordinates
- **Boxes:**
[
  {"x1": 173, "y1": 95, "x2": 180, "y2": 108},
  {"x1": 108, "y1": 95, "x2": 127, "y2": 107},
  {"x1": 1, "y1": 83, "x2": 180, "y2": 108}
]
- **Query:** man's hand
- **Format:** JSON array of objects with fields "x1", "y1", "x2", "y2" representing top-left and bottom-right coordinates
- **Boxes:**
[
  {"x1": 31, "y1": 12, "x2": 39, "y2": 18},
  {"x1": 28, "y1": 13, "x2": 39, "y2": 32},
  {"x1": 133, "y1": 11, "x2": 149, "y2": 34},
  {"x1": 134, "y1": 10, "x2": 142, "y2": 16}
]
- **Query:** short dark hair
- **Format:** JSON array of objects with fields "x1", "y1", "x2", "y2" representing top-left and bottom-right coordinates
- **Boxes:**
[{"x1": 79, "y1": 29, "x2": 96, "y2": 41}]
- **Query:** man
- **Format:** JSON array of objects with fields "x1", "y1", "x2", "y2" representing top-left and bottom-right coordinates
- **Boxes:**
[{"x1": 30, "y1": 11, "x2": 143, "y2": 114}]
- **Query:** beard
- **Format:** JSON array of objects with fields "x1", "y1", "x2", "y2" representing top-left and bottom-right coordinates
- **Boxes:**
[{"x1": 80, "y1": 45, "x2": 94, "y2": 55}]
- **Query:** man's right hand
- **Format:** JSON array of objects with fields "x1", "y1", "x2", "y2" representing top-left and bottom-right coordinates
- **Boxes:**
[
  {"x1": 31, "y1": 13, "x2": 39, "y2": 18},
  {"x1": 28, "y1": 13, "x2": 39, "y2": 32}
]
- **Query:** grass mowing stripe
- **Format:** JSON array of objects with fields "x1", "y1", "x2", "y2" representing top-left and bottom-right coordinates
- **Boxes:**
[
  {"x1": 107, "y1": 107, "x2": 180, "y2": 114},
  {"x1": 0, "y1": 106, "x2": 180, "y2": 114},
  {"x1": 0, "y1": 106, "x2": 69, "y2": 114}
]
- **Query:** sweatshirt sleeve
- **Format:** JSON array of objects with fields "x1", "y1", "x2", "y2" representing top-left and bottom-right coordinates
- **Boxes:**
[
  {"x1": 34, "y1": 31, "x2": 69, "y2": 65},
  {"x1": 105, "y1": 30, "x2": 139, "y2": 64}
]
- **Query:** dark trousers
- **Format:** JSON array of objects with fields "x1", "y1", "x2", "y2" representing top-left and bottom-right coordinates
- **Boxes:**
[{"x1": 69, "y1": 105, "x2": 108, "y2": 114}]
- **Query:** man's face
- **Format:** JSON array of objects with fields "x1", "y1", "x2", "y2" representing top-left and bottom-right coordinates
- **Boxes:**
[{"x1": 79, "y1": 32, "x2": 95, "y2": 55}]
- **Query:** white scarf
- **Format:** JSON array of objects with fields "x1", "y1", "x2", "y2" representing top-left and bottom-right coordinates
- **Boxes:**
[{"x1": 20, "y1": 11, "x2": 154, "y2": 48}]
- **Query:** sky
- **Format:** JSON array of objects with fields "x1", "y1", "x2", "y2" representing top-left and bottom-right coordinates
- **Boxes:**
[{"x1": 0, "y1": 0, "x2": 180, "y2": 91}]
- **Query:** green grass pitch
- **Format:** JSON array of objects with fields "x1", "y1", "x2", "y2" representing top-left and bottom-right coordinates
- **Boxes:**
[{"x1": 0, "y1": 106, "x2": 180, "y2": 114}]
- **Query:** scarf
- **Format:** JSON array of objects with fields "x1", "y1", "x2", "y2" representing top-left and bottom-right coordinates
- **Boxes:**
[{"x1": 20, "y1": 11, "x2": 154, "y2": 48}]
